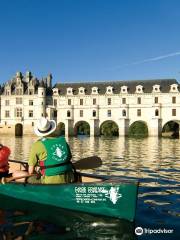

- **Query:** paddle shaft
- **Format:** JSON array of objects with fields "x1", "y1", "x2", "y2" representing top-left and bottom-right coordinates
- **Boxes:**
[
  {"x1": 1, "y1": 174, "x2": 36, "y2": 184},
  {"x1": 9, "y1": 156, "x2": 102, "y2": 170}
]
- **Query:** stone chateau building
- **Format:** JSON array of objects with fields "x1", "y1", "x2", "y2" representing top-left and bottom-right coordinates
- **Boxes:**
[{"x1": 0, "y1": 71, "x2": 179, "y2": 137}]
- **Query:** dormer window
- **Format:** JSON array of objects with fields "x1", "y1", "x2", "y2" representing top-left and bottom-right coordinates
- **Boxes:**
[
  {"x1": 28, "y1": 88, "x2": 34, "y2": 95},
  {"x1": 78, "y1": 87, "x2": 85, "y2": 95},
  {"x1": 136, "y1": 85, "x2": 143, "y2": 93},
  {"x1": 5, "y1": 89, "x2": 10, "y2": 95},
  {"x1": 153, "y1": 85, "x2": 161, "y2": 93},
  {"x1": 106, "y1": 86, "x2": 113, "y2": 94},
  {"x1": 121, "y1": 86, "x2": 128, "y2": 93},
  {"x1": 91, "y1": 87, "x2": 98, "y2": 94},
  {"x1": 67, "y1": 88, "x2": 73, "y2": 95},
  {"x1": 52, "y1": 88, "x2": 59, "y2": 95},
  {"x1": 16, "y1": 88, "x2": 23, "y2": 95},
  {"x1": 170, "y1": 84, "x2": 179, "y2": 93}
]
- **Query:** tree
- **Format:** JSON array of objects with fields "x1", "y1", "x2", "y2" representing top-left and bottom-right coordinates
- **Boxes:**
[
  {"x1": 128, "y1": 121, "x2": 148, "y2": 138},
  {"x1": 100, "y1": 121, "x2": 119, "y2": 136}
]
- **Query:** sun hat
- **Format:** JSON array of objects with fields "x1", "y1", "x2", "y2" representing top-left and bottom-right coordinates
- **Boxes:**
[{"x1": 34, "y1": 117, "x2": 56, "y2": 137}]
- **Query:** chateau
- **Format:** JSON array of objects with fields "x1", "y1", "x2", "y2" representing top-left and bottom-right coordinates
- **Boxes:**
[{"x1": 0, "y1": 71, "x2": 179, "y2": 137}]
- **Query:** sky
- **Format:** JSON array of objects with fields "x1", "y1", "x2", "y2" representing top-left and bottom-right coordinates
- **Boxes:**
[{"x1": 0, "y1": 0, "x2": 180, "y2": 85}]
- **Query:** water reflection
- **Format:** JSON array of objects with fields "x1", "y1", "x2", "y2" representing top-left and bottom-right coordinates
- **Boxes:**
[{"x1": 0, "y1": 135, "x2": 179, "y2": 239}]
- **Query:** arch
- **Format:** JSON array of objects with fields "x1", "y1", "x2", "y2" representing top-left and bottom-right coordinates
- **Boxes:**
[
  {"x1": 15, "y1": 123, "x2": 23, "y2": 137},
  {"x1": 162, "y1": 120, "x2": 180, "y2": 138},
  {"x1": 54, "y1": 122, "x2": 65, "y2": 136},
  {"x1": 74, "y1": 121, "x2": 90, "y2": 136},
  {"x1": 128, "y1": 121, "x2": 148, "y2": 137},
  {"x1": 100, "y1": 120, "x2": 119, "y2": 137}
]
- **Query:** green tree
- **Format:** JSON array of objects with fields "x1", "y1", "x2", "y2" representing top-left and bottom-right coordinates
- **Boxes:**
[
  {"x1": 77, "y1": 122, "x2": 90, "y2": 135},
  {"x1": 100, "y1": 121, "x2": 119, "y2": 136},
  {"x1": 128, "y1": 121, "x2": 148, "y2": 138}
]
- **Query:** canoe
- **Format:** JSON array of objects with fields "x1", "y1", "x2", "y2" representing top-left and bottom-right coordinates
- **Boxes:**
[{"x1": 0, "y1": 173, "x2": 138, "y2": 222}]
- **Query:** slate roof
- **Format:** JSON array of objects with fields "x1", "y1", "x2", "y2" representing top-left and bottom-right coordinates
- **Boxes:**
[{"x1": 53, "y1": 79, "x2": 178, "y2": 95}]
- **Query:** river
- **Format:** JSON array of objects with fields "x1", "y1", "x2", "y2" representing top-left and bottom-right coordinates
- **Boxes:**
[{"x1": 0, "y1": 136, "x2": 179, "y2": 239}]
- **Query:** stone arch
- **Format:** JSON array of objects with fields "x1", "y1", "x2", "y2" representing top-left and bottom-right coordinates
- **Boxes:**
[
  {"x1": 162, "y1": 120, "x2": 180, "y2": 138},
  {"x1": 128, "y1": 121, "x2": 148, "y2": 137},
  {"x1": 54, "y1": 122, "x2": 65, "y2": 136},
  {"x1": 15, "y1": 123, "x2": 23, "y2": 137},
  {"x1": 74, "y1": 121, "x2": 90, "y2": 136},
  {"x1": 100, "y1": 120, "x2": 119, "y2": 136}
]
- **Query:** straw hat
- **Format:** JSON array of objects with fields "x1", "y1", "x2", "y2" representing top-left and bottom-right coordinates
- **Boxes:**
[{"x1": 34, "y1": 117, "x2": 56, "y2": 137}]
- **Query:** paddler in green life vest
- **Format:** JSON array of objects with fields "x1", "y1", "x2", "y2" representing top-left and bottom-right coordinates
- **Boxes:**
[{"x1": 27, "y1": 117, "x2": 75, "y2": 184}]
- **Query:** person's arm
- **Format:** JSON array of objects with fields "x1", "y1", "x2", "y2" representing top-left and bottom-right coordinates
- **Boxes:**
[
  {"x1": 28, "y1": 165, "x2": 34, "y2": 175},
  {"x1": 28, "y1": 142, "x2": 38, "y2": 174}
]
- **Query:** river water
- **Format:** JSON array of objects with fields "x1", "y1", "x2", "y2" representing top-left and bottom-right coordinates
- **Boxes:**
[{"x1": 0, "y1": 136, "x2": 179, "y2": 239}]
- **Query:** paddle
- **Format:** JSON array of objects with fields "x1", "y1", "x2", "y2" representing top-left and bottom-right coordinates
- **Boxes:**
[
  {"x1": 9, "y1": 156, "x2": 102, "y2": 170},
  {"x1": 1, "y1": 174, "x2": 36, "y2": 184}
]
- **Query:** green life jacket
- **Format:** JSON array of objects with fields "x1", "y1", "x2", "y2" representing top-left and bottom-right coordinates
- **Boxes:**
[{"x1": 39, "y1": 137, "x2": 72, "y2": 176}]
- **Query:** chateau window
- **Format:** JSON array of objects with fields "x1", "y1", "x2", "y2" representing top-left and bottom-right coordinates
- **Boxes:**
[
  {"x1": 29, "y1": 100, "x2": 33, "y2": 106},
  {"x1": 122, "y1": 109, "x2": 126, "y2": 117},
  {"x1": 68, "y1": 99, "x2": 71, "y2": 105},
  {"x1": 5, "y1": 100, "x2": 9, "y2": 106},
  {"x1": 80, "y1": 110, "x2": 83, "y2": 117},
  {"x1": 53, "y1": 99, "x2": 57, "y2": 106},
  {"x1": 93, "y1": 110, "x2": 96, "y2": 117},
  {"x1": 15, "y1": 108, "x2": 22, "y2": 117},
  {"x1": 107, "y1": 110, "x2": 111, "y2": 117},
  {"x1": 91, "y1": 87, "x2": 98, "y2": 94},
  {"x1": 53, "y1": 88, "x2": 59, "y2": 95},
  {"x1": 137, "y1": 109, "x2": 141, "y2": 116},
  {"x1": 107, "y1": 98, "x2": 111, "y2": 105},
  {"x1": 137, "y1": 97, "x2": 141, "y2": 104},
  {"x1": 122, "y1": 98, "x2": 126, "y2": 104},
  {"x1": 172, "y1": 109, "x2": 176, "y2": 116},
  {"x1": 121, "y1": 86, "x2": 128, "y2": 93},
  {"x1": 80, "y1": 99, "x2": 83, "y2": 105},
  {"x1": 16, "y1": 88, "x2": 23, "y2": 95},
  {"x1": 93, "y1": 98, "x2": 96, "y2": 105},
  {"x1": 154, "y1": 97, "x2": 158, "y2": 104},
  {"x1": 5, "y1": 90, "x2": 10, "y2": 95},
  {"x1": 170, "y1": 84, "x2": 178, "y2": 92},
  {"x1": 67, "y1": 88, "x2": 73, "y2": 95},
  {"x1": 153, "y1": 85, "x2": 161, "y2": 93},
  {"x1": 5, "y1": 111, "x2": 10, "y2": 118},
  {"x1": 29, "y1": 89, "x2": 34, "y2": 95},
  {"x1": 16, "y1": 98, "x2": 22, "y2": 104},
  {"x1": 79, "y1": 87, "x2": 85, "y2": 95},
  {"x1": 32, "y1": 122, "x2": 34, "y2": 126},
  {"x1": 53, "y1": 110, "x2": 57, "y2": 118},
  {"x1": 136, "y1": 85, "x2": 143, "y2": 93},
  {"x1": 106, "y1": 86, "x2": 113, "y2": 94},
  {"x1": 172, "y1": 96, "x2": 176, "y2": 104},
  {"x1": 29, "y1": 110, "x2": 33, "y2": 117},
  {"x1": 67, "y1": 110, "x2": 71, "y2": 117},
  {"x1": 155, "y1": 109, "x2": 159, "y2": 116}
]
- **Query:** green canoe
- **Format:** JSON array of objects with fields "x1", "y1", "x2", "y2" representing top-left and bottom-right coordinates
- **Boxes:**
[{"x1": 0, "y1": 173, "x2": 138, "y2": 222}]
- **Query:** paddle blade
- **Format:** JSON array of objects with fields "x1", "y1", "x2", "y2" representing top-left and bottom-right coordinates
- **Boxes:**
[{"x1": 73, "y1": 156, "x2": 102, "y2": 170}]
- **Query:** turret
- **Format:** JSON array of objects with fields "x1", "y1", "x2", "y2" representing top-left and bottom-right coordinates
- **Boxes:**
[
  {"x1": 16, "y1": 72, "x2": 22, "y2": 84},
  {"x1": 25, "y1": 71, "x2": 32, "y2": 82},
  {"x1": 47, "y1": 73, "x2": 52, "y2": 88},
  {"x1": 37, "y1": 80, "x2": 46, "y2": 118}
]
